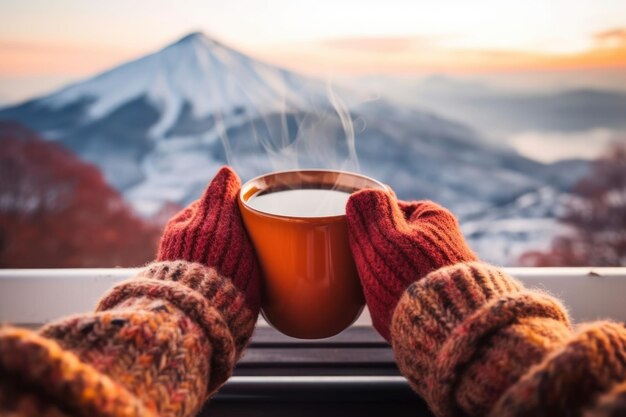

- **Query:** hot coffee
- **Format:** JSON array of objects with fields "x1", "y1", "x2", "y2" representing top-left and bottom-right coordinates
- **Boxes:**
[
  {"x1": 247, "y1": 188, "x2": 350, "y2": 217},
  {"x1": 238, "y1": 170, "x2": 386, "y2": 339}
]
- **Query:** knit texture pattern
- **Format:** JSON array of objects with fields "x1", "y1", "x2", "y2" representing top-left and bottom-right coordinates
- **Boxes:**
[
  {"x1": 0, "y1": 166, "x2": 262, "y2": 417},
  {"x1": 0, "y1": 326, "x2": 156, "y2": 417},
  {"x1": 346, "y1": 188, "x2": 477, "y2": 340},
  {"x1": 391, "y1": 261, "x2": 626, "y2": 417},
  {"x1": 0, "y1": 261, "x2": 256, "y2": 417},
  {"x1": 157, "y1": 166, "x2": 262, "y2": 317}
]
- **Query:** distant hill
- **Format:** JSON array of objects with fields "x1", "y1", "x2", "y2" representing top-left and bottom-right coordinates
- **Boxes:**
[{"x1": 396, "y1": 75, "x2": 626, "y2": 134}]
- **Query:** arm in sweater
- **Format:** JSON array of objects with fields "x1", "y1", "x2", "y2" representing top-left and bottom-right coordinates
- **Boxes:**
[
  {"x1": 0, "y1": 261, "x2": 255, "y2": 417},
  {"x1": 391, "y1": 261, "x2": 626, "y2": 417},
  {"x1": 0, "y1": 167, "x2": 262, "y2": 417},
  {"x1": 346, "y1": 189, "x2": 626, "y2": 417}
]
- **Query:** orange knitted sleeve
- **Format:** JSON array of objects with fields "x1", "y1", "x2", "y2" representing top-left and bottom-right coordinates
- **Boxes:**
[
  {"x1": 390, "y1": 261, "x2": 626, "y2": 417},
  {"x1": 0, "y1": 260, "x2": 256, "y2": 417}
]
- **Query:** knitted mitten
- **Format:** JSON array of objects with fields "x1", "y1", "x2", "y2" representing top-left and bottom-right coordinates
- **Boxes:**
[
  {"x1": 391, "y1": 262, "x2": 626, "y2": 417},
  {"x1": 157, "y1": 166, "x2": 262, "y2": 316},
  {"x1": 345, "y1": 188, "x2": 477, "y2": 340},
  {"x1": 0, "y1": 166, "x2": 261, "y2": 417}
]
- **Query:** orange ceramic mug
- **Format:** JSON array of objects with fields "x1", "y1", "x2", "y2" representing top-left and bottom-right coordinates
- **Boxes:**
[{"x1": 238, "y1": 170, "x2": 386, "y2": 339}]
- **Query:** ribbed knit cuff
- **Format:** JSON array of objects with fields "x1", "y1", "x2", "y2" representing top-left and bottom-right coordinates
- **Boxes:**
[
  {"x1": 390, "y1": 261, "x2": 572, "y2": 417},
  {"x1": 391, "y1": 262, "x2": 524, "y2": 356},
  {"x1": 132, "y1": 261, "x2": 256, "y2": 354},
  {"x1": 96, "y1": 261, "x2": 256, "y2": 394}
]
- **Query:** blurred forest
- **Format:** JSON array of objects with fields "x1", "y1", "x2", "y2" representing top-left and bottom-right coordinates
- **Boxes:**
[
  {"x1": 0, "y1": 122, "x2": 161, "y2": 267},
  {"x1": 520, "y1": 142, "x2": 626, "y2": 266}
]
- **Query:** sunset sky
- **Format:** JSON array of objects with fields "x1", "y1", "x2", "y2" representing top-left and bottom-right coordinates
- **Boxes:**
[{"x1": 1, "y1": 0, "x2": 626, "y2": 103}]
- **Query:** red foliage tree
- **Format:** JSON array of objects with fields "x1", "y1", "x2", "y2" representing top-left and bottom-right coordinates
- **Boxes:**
[
  {"x1": 520, "y1": 141, "x2": 626, "y2": 266},
  {"x1": 0, "y1": 122, "x2": 161, "y2": 267}
]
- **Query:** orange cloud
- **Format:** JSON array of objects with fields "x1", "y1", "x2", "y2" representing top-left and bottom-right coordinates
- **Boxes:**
[
  {"x1": 538, "y1": 28, "x2": 626, "y2": 71},
  {"x1": 595, "y1": 28, "x2": 626, "y2": 46},
  {"x1": 0, "y1": 40, "x2": 138, "y2": 76},
  {"x1": 258, "y1": 28, "x2": 626, "y2": 75}
]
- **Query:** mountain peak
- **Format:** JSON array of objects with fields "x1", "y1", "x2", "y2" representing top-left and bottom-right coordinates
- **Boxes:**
[{"x1": 173, "y1": 31, "x2": 220, "y2": 47}]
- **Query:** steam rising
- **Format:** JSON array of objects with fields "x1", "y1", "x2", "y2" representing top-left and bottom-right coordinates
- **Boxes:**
[
  {"x1": 326, "y1": 81, "x2": 360, "y2": 173},
  {"x1": 206, "y1": 65, "x2": 361, "y2": 180}
]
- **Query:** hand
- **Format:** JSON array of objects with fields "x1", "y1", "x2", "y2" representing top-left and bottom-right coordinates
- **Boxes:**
[
  {"x1": 157, "y1": 166, "x2": 262, "y2": 316},
  {"x1": 346, "y1": 188, "x2": 476, "y2": 341}
]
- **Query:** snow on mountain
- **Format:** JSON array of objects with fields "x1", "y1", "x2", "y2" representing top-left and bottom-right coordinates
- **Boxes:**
[
  {"x1": 40, "y1": 32, "x2": 324, "y2": 136},
  {"x1": 0, "y1": 33, "x2": 344, "y2": 198},
  {"x1": 0, "y1": 32, "x2": 587, "y2": 265}
]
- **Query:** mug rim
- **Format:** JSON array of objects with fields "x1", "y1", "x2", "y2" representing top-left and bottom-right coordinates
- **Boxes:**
[{"x1": 239, "y1": 169, "x2": 387, "y2": 223}]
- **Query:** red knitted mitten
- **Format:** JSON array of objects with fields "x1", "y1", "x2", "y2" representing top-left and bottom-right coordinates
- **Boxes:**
[
  {"x1": 157, "y1": 166, "x2": 262, "y2": 316},
  {"x1": 346, "y1": 188, "x2": 477, "y2": 341}
]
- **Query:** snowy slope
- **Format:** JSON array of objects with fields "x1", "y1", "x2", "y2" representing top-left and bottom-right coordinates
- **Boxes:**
[
  {"x1": 0, "y1": 32, "x2": 334, "y2": 195},
  {"x1": 0, "y1": 32, "x2": 587, "y2": 265},
  {"x1": 40, "y1": 32, "x2": 325, "y2": 137}
]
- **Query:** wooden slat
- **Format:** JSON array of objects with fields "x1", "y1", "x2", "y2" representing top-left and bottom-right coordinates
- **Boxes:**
[
  {"x1": 233, "y1": 366, "x2": 400, "y2": 377},
  {"x1": 239, "y1": 347, "x2": 394, "y2": 365},
  {"x1": 203, "y1": 376, "x2": 432, "y2": 417},
  {"x1": 249, "y1": 326, "x2": 386, "y2": 346},
  {"x1": 235, "y1": 326, "x2": 399, "y2": 377}
]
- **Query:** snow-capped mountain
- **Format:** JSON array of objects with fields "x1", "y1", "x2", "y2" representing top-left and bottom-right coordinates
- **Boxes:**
[
  {"x1": 0, "y1": 32, "x2": 587, "y2": 264},
  {"x1": 0, "y1": 32, "x2": 329, "y2": 196},
  {"x1": 40, "y1": 32, "x2": 327, "y2": 135}
]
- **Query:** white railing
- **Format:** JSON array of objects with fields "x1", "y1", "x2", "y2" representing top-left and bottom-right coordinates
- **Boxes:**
[{"x1": 1, "y1": 267, "x2": 625, "y2": 326}]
